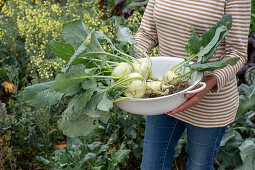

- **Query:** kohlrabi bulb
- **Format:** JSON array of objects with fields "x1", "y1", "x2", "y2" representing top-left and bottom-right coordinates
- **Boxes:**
[
  {"x1": 124, "y1": 73, "x2": 146, "y2": 98},
  {"x1": 133, "y1": 60, "x2": 151, "y2": 80},
  {"x1": 111, "y1": 62, "x2": 133, "y2": 78},
  {"x1": 163, "y1": 70, "x2": 181, "y2": 85},
  {"x1": 145, "y1": 81, "x2": 172, "y2": 94}
]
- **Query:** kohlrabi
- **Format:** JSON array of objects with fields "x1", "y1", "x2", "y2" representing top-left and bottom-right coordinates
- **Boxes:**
[
  {"x1": 145, "y1": 81, "x2": 172, "y2": 95},
  {"x1": 124, "y1": 73, "x2": 147, "y2": 98},
  {"x1": 111, "y1": 62, "x2": 133, "y2": 78},
  {"x1": 163, "y1": 70, "x2": 181, "y2": 85}
]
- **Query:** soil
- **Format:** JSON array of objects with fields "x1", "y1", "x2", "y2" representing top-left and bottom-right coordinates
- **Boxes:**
[
  {"x1": 145, "y1": 81, "x2": 191, "y2": 98},
  {"x1": 167, "y1": 81, "x2": 191, "y2": 95}
]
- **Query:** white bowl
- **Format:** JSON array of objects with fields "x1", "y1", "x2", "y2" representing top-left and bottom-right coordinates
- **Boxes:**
[{"x1": 114, "y1": 56, "x2": 205, "y2": 115}]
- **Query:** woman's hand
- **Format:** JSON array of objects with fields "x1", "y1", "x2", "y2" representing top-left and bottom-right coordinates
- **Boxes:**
[{"x1": 167, "y1": 76, "x2": 217, "y2": 115}]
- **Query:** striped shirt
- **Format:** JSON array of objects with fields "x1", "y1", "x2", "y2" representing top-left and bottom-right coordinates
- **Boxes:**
[{"x1": 135, "y1": 0, "x2": 251, "y2": 127}]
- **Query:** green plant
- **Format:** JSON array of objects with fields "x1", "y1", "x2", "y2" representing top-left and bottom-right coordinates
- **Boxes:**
[
  {"x1": 249, "y1": 0, "x2": 255, "y2": 36},
  {"x1": 38, "y1": 137, "x2": 130, "y2": 170}
]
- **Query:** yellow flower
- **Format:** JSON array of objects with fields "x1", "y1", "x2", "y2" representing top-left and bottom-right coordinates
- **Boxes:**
[{"x1": 1, "y1": 81, "x2": 15, "y2": 93}]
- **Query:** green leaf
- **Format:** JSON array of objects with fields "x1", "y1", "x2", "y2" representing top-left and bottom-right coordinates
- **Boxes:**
[
  {"x1": 63, "y1": 90, "x2": 94, "y2": 116},
  {"x1": 62, "y1": 29, "x2": 95, "y2": 72},
  {"x1": 51, "y1": 65, "x2": 93, "y2": 96},
  {"x1": 237, "y1": 79, "x2": 255, "y2": 118},
  {"x1": 199, "y1": 26, "x2": 228, "y2": 62},
  {"x1": 237, "y1": 139, "x2": 255, "y2": 170},
  {"x1": 62, "y1": 20, "x2": 89, "y2": 49},
  {"x1": 23, "y1": 81, "x2": 64, "y2": 107},
  {"x1": 218, "y1": 147, "x2": 242, "y2": 167},
  {"x1": 97, "y1": 93, "x2": 113, "y2": 112},
  {"x1": 220, "y1": 128, "x2": 243, "y2": 147},
  {"x1": 185, "y1": 14, "x2": 232, "y2": 62},
  {"x1": 0, "y1": 68, "x2": 7, "y2": 78},
  {"x1": 83, "y1": 153, "x2": 97, "y2": 162},
  {"x1": 117, "y1": 26, "x2": 136, "y2": 44},
  {"x1": 185, "y1": 28, "x2": 202, "y2": 56},
  {"x1": 49, "y1": 40, "x2": 75, "y2": 61},
  {"x1": 174, "y1": 136, "x2": 186, "y2": 158},
  {"x1": 245, "y1": 66, "x2": 255, "y2": 86},
  {"x1": 87, "y1": 141, "x2": 102, "y2": 150},
  {"x1": 86, "y1": 31, "x2": 105, "y2": 53},
  {"x1": 58, "y1": 114, "x2": 99, "y2": 137},
  {"x1": 67, "y1": 31, "x2": 108, "y2": 70},
  {"x1": 199, "y1": 14, "x2": 232, "y2": 62},
  {"x1": 111, "y1": 149, "x2": 131, "y2": 164},
  {"x1": 238, "y1": 139, "x2": 255, "y2": 161},
  {"x1": 188, "y1": 57, "x2": 240, "y2": 71},
  {"x1": 216, "y1": 13, "x2": 232, "y2": 30},
  {"x1": 218, "y1": 128, "x2": 243, "y2": 166},
  {"x1": 82, "y1": 79, "x2": 97, "y2": 90},
  {"x1": 236, "y1": 156, "x2": 255, "y2": 170},
  {"x1": 100, "y1": 111, "x2": 110, "y2": 124},
  {"x1": 83, "y1": 94, "x2": 102, "y2": 118}
]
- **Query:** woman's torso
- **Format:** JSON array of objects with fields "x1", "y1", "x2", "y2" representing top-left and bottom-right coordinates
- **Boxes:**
[{"x1": 151, "y1": 0, "x2": 240, "y2": 127}]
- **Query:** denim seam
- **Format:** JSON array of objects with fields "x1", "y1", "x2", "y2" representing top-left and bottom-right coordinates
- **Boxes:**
[
  {"x1": 187, "y1": 127, "x2": 224, "y2": 170},
  {"x1": 210, "y1": 127, "x2": 223, "y2": 168},
  {"x1": 187, "y1": 138, "x2": 211, "y2": 146},
  {"x1": 161, "y1": 120, "x2": 178, "y2": 170}
]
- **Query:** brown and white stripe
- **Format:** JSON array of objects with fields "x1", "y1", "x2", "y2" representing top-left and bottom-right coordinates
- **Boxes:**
[{"x1": 135, "y1": 0, "x2": 251, "y2": 127}]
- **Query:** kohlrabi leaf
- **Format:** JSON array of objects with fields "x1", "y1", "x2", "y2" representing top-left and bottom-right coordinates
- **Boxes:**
[
  {"x1": 69, "y1": 31, "x2": 108, "y2": 67},
  {"x1": 185, "y1": 14, "x2": 232, "y2": 62},
  {"x1": 97, "y1": 93, "x2": 113, "y2": 112},
  {"x1": 82, "y1": 79, "x2": 98, "y2": 90},
  {"x1": 117, "y1": 26, "x2": 136, "y2": 44},
  {"x1": 199, "y1": 14, "x2": 232, "y2": 62},
  {"x1": 51, "y1": 65, "x2": 94, "y2": 96},
  {"x1": 216, "y1": 13, "x2": 232, "y2": 30},
  {"x1": 100, "y1": 111, "x2": 110, "y2": 124},
  {"x1": 86, "y1": 31, "x2": 105, "y2": 53},
  {"x1": 187, "y1": 57, "x2": 239, "y2": 71},
  {"x1": 23, "y1": 81, "x2": 64, "y2": 107},
  {"x1": 58, "y1": 114, "x2": 99, "y2": 137},
  {"x1": 198, "y1": 25, "x2": 228, "y2": 62},
  {"x1": 62, "y1": 20, "x2": 89, "y2": 49},
  {"x1": 62, "y1": 29, "x2": 95, "y2": 72},
  {"x1": 49, "y1": 40, "x2": 75, "y2": 61},
  {"x1": 63, "y1": 90, "x2": 94, "y2": 116},
  {"x1": 185, "y1": 28, "x2": 202, "y2": 56},
  {"x1": 83, "y1": 94, "x2": 102, "y2": 118},
  {"x1": 201, "y1": 14, "x2": 232, "y2": 50}
]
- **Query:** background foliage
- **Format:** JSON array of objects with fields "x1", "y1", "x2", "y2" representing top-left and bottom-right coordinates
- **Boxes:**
[{"x1": 0, "y1": 0, "x2": 254, "y2": 169}]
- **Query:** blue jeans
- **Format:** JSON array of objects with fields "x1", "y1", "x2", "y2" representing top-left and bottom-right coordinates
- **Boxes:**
[{"x1": 141, "y1": 114, "x2": 227, "y2": 170}]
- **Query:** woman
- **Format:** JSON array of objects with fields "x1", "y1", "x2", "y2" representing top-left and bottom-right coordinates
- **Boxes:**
[{"x1": 135, "y1": 0, "x2": 251, "y2": 169}]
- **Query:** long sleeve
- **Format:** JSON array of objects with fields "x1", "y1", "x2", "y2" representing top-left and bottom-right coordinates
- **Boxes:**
[
  {"x1": 135, "y1": 0, "x2": 158, "y2": 58},
  {"x1": 207, "y1": 0, "x2": 251, "y2": 92}
]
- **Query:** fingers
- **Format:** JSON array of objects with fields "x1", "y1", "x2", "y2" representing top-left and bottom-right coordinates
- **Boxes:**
[
  {"x1": 167, "y1": 76, "x2": 217, "y2": 115},
  {"x1": 184, "y1": 84, "x2": 203, "y2": 98},
  {"x1": 167, "y1": 96, "x2": 200, "y2": 115},
  {"x1": 185, "y1": 93, "x2": 196, "y2": 98}
]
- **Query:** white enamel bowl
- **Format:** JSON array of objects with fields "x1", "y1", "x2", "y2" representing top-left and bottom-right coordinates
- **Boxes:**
[{"x1": 114, "y1": 56, "x2": 206, "y2": 115}]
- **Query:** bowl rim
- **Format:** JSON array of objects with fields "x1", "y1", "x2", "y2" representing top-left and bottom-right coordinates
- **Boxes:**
[{"x1": 115, "y1": 56, "x2": 204, "y2": 102}]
